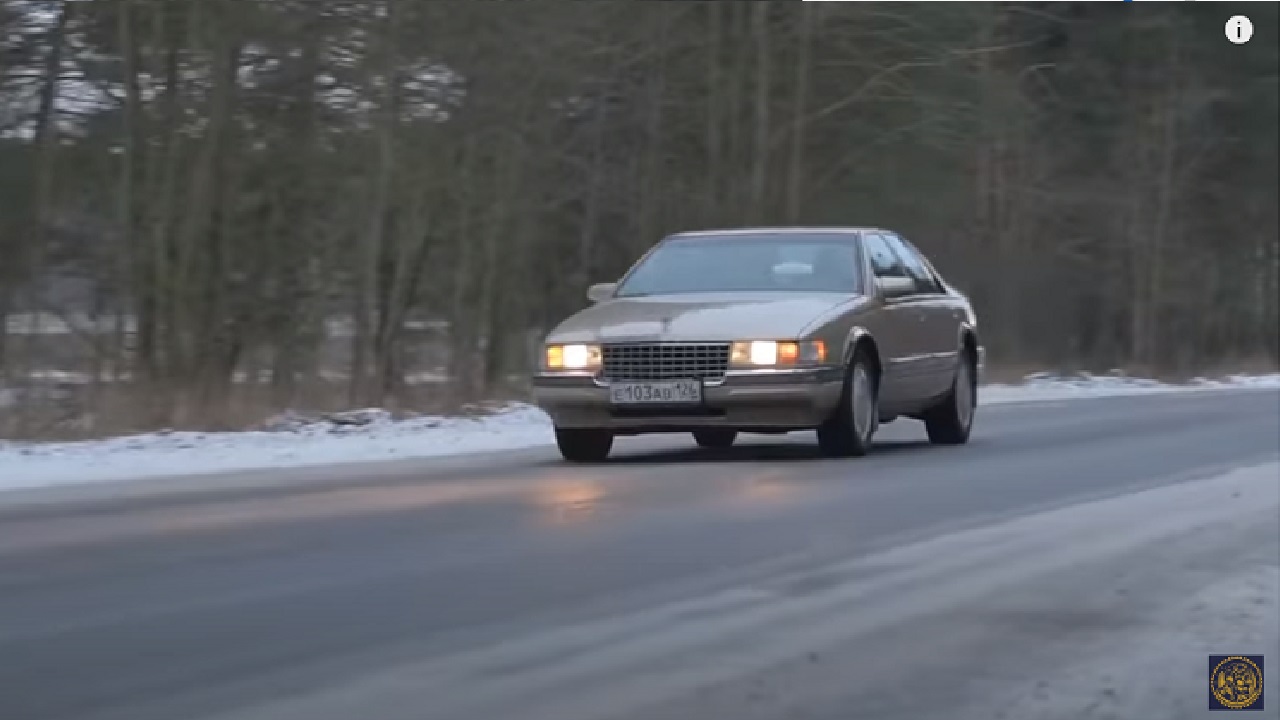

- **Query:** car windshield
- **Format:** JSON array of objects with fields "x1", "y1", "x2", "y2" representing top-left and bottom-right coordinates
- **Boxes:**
[{"x1": 615, "y1": 233, "x2": 862, "y2": 297}]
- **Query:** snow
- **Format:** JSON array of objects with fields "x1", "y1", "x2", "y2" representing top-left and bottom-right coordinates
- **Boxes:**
[
  {"x1": 0, "y1": 404, "x2": 554, "y2": 492},
  {"x1": 981, "y1": 370, "x2": 1280, "y2": 404},
  {"x1": 1, "y1": 373, "x2": 1277, "y2": 493}
]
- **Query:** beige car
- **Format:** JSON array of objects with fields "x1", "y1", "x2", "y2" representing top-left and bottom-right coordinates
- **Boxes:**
[{"x1": 532, "y1": 227, "x2": 983, "y2": 462}]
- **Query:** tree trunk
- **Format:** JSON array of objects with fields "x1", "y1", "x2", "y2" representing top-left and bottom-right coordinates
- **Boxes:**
[
  {"x1": 749, "y1": 1, "x2": 770, "y2": 221},
  {"x1": 703, "y1": 2, "x2": 723, "y2": 222},
  {"x1": 116, "y1": 0, "x2": 143, "y2": 389},
  {"x1": 785, "y1": 3, "x2": 812, "y2": 223},
  {"x1": 176, "y1": 8, "x2": 240, "y2": 423},
  {"x1": 352, "y1": 0, "x2": 400, "y2": 407},
  {"x1": 17, "y1": 0, "x2": 74, "y2": 397}
]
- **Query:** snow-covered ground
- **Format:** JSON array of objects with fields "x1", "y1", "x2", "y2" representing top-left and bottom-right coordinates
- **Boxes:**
[
  {"x1": 1, "y1": 372, "x2": 1277, "y2": 493},
  {"x1": 981, "y1": 370, "x2": 1280, "y2": 403}
]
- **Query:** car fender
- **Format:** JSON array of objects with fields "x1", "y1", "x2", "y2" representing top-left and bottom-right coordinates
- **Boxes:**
[
  {"x1": 841, "y1": 326, "x2": 877, "y2": 367},
  {"x1": 956, "y1": 321, "x2": 985, "y2": 377}
]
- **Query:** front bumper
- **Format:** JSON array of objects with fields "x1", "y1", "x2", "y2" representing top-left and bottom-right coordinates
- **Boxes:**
[{"x1": 531, "y1": 367, "x2": 844, "y2": 433}]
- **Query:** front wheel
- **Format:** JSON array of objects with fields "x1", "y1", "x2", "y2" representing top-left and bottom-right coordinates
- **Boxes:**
[
  {"x1": 923, "y1": 353, "x2": 976, "y2": 445},
  {"x1": 555, "y1": 427, "x2": 614, "y2": 463},
  {"x1": 692, "y1": 428, "x2": 737, "y2": 449},
  {"x1": 816, "y1": 351, "x2": 878, "y2": 457}
]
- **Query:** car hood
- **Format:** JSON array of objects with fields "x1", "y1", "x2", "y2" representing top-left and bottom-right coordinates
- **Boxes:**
[{"x1": 546, "y1": 292, "x2": 858, "y2": 343}]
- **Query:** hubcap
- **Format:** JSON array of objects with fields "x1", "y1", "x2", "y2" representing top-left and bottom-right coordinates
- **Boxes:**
[
  {"x1": 956, "y1": 361, "x2": 973, "y2": 428},
  {"x1": 851, "y1": 365, "x2": 873, "y2": 440}
]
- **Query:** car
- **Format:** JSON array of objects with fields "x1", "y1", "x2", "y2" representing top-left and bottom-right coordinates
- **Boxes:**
[{"x1": 531, "y1": 227, "x2": 983, "y2": 463}]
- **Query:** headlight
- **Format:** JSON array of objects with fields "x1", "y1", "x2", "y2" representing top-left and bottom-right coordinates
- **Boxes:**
[
  {"x1": 730, "y1": 340, "x2": 826, "y2": 367},
  {"x1": 544, "y1": 343, "x2": 602, "y2": 371}
]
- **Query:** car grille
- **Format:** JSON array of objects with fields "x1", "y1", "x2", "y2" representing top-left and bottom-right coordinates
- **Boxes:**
[{"x1": 601, "y1": 343, "x2": 731, "y2": 381}]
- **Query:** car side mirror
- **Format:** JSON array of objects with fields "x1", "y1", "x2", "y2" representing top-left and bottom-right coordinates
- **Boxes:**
[
  {"x1": 587, "y1": 282, "x2": 617, "y2": 304},
  {"x1": 875, "y1": 276, "x2": 916, "y2": 298}
]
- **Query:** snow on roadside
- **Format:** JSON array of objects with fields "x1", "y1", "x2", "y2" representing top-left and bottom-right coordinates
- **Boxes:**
[
  {"x1": 0, "y1": 404, "x2": 554, "y2": 492},
  {"x1": 981, "y1": 371, "x2": 1280, "y2": 404},
  {"x1": 1, "y1": 373, "x2": 1278, "y2": 492}
]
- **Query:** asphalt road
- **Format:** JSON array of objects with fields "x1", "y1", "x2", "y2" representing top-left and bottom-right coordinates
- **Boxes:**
[{"x1": 1, "y1": 390, "x2": 1277, "y2": 720}]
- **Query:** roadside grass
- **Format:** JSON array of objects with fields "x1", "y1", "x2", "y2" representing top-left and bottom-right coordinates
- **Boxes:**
[{"x1": 2, "y1": 360, "x2": 1276, "y2": 443}]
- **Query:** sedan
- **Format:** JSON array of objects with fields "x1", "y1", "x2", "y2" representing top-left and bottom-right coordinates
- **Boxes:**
[{"x1": 531, "y1": 227, "x2": 983, "y2": 462}]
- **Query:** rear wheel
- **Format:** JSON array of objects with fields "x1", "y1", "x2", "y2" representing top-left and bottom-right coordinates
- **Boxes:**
[
  {"x1": 692, "y1": 428, "x2": 737, "y2": 449},
  {"x1": 554, "y1": 427, "x2": 614, "y2": 463},
  {"x1": 923, "y1": 352, "x2": 976, "y2": 445},
  {"x1": 817, "y1": 351, "x2": 878, "y2": 457}
]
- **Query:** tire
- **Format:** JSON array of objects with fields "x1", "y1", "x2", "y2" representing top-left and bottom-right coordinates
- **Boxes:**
[
  {"x1": 816, "y1": 350, "x2": 878, "y2": 457},
  {"x1": 923, "y1": 352, "x2": 976, "y2": 445},
  {"x1": 555, "y1": 427, "x2": 614, "y2": 463},
  {"x1": 692, "y1": 428, "x2": 738, "y2": 449}
]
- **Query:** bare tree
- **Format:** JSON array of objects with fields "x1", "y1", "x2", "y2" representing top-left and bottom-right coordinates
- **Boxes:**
[{"x1": 0, "y1": 0, "x2": 1274, "y2": 437}]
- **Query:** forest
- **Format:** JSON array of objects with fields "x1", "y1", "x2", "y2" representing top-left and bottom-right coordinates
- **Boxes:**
[{"x1": 0, "y1": 0, "x2": 1276, "y2": 436}]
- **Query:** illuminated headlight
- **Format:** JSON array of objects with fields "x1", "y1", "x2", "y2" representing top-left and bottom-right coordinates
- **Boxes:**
[
  {"x1": 730, "y1": 340, "x2": 826, "y2": 367},
  {"x1": 544, "y1": 343, "x2": 602, "y2": 371}
]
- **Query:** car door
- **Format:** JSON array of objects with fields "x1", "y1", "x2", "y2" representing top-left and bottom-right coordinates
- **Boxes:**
[
  {"x1": 883, "y1": 233, "x2": 961, "y2": 399},
  {"x1": 860, "y1": 232, "x2": 930, "y2": 406}
]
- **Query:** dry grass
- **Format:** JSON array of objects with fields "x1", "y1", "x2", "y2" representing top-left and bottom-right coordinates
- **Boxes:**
[
  {"x1": 979, "y1": 363, "x2": 1050, "y2": 385},
  {"x1": 0, "y1": 378, "x2": 532, "y2": 441},
  {"x1": 1172, "y1": 356, "x2": 1280, "y2": 382},
  {"x1": 981, "y1": 357, "x2": 1279, "y2": 385},
  {"x1": 3, "y1": 359, "x2": 1275, "y2": 442}
]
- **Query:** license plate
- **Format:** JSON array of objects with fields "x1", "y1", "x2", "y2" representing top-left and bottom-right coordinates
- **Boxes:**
[{"x1": 609, "y1": 379, "x2": 702, "y2": 405}]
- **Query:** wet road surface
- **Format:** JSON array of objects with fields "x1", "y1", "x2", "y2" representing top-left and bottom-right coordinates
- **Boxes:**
[{"x1": 1, "y1": 389, "x2": 1277, "y2": 720}]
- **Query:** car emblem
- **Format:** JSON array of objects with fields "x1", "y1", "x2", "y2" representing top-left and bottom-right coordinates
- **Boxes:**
[{"x1": 660, "y1": 317, "x2": 673, "y2": 331}]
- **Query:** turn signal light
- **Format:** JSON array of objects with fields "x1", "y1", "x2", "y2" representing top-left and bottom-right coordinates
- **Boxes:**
[
  {"x1": 730, "y1": 340, "x2": 826, "y2": 367},
  {"x1": 544, "y1": 344, "x2": 602, "y2": 371}
]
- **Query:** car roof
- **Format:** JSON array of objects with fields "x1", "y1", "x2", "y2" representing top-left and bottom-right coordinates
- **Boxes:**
[{"x1": 666, "y1": 226, "x2": 887, "y2": 239}]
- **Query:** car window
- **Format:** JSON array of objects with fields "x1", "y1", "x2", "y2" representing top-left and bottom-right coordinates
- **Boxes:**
[
  {"x1": 862, "y1": 233, "x2": 909, "y2": 279},
  {"x1": 615, "y1": 233, "x2": 862, "y2": 296},
  {"x1": 882, "y1": 234, "x2": 943, "y2": 294}
]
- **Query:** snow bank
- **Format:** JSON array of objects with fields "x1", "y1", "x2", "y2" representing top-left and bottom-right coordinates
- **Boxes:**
[
  {"x1": 981, "y1": 370, "x2": 1280, "y2": 404},
  {"x1": 1, "y1": 373, "x2": 1277, "y2": 492},
  {"x1": 0, "y1": 405, "x2": 554, "y2": 492}
]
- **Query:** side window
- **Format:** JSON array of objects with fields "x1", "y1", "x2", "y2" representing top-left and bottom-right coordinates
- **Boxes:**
[
  {"x1": 862, "y1": 233, "x2": 909, "y2": 279},
  {"x1": 883, "y1": 234, "x2": 943, "y2": 294}
]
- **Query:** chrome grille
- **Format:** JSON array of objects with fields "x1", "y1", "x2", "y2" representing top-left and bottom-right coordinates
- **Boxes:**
[{"x1": 602, "y1": 343, "x2": 731, "y2": 381}]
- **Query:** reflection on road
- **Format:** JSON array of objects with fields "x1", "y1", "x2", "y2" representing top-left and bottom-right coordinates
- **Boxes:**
[
  {"x1": 0, "y1": 451, "x2": 827, "y2": 554},
  {"x1": 732, "y1": 472, "x2": 802, "y2": 505},
  {"x1": 530, "y1": 479, "x2": 608, "y2": 526},
  {"x1": 0, "y1": 480, "x2": 527, "y2": 553}
]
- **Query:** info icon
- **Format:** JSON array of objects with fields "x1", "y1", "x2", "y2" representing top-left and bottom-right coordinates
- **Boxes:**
[{"x1": 1226, "y1": 16, "x2": 1253, "y2": 45}]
